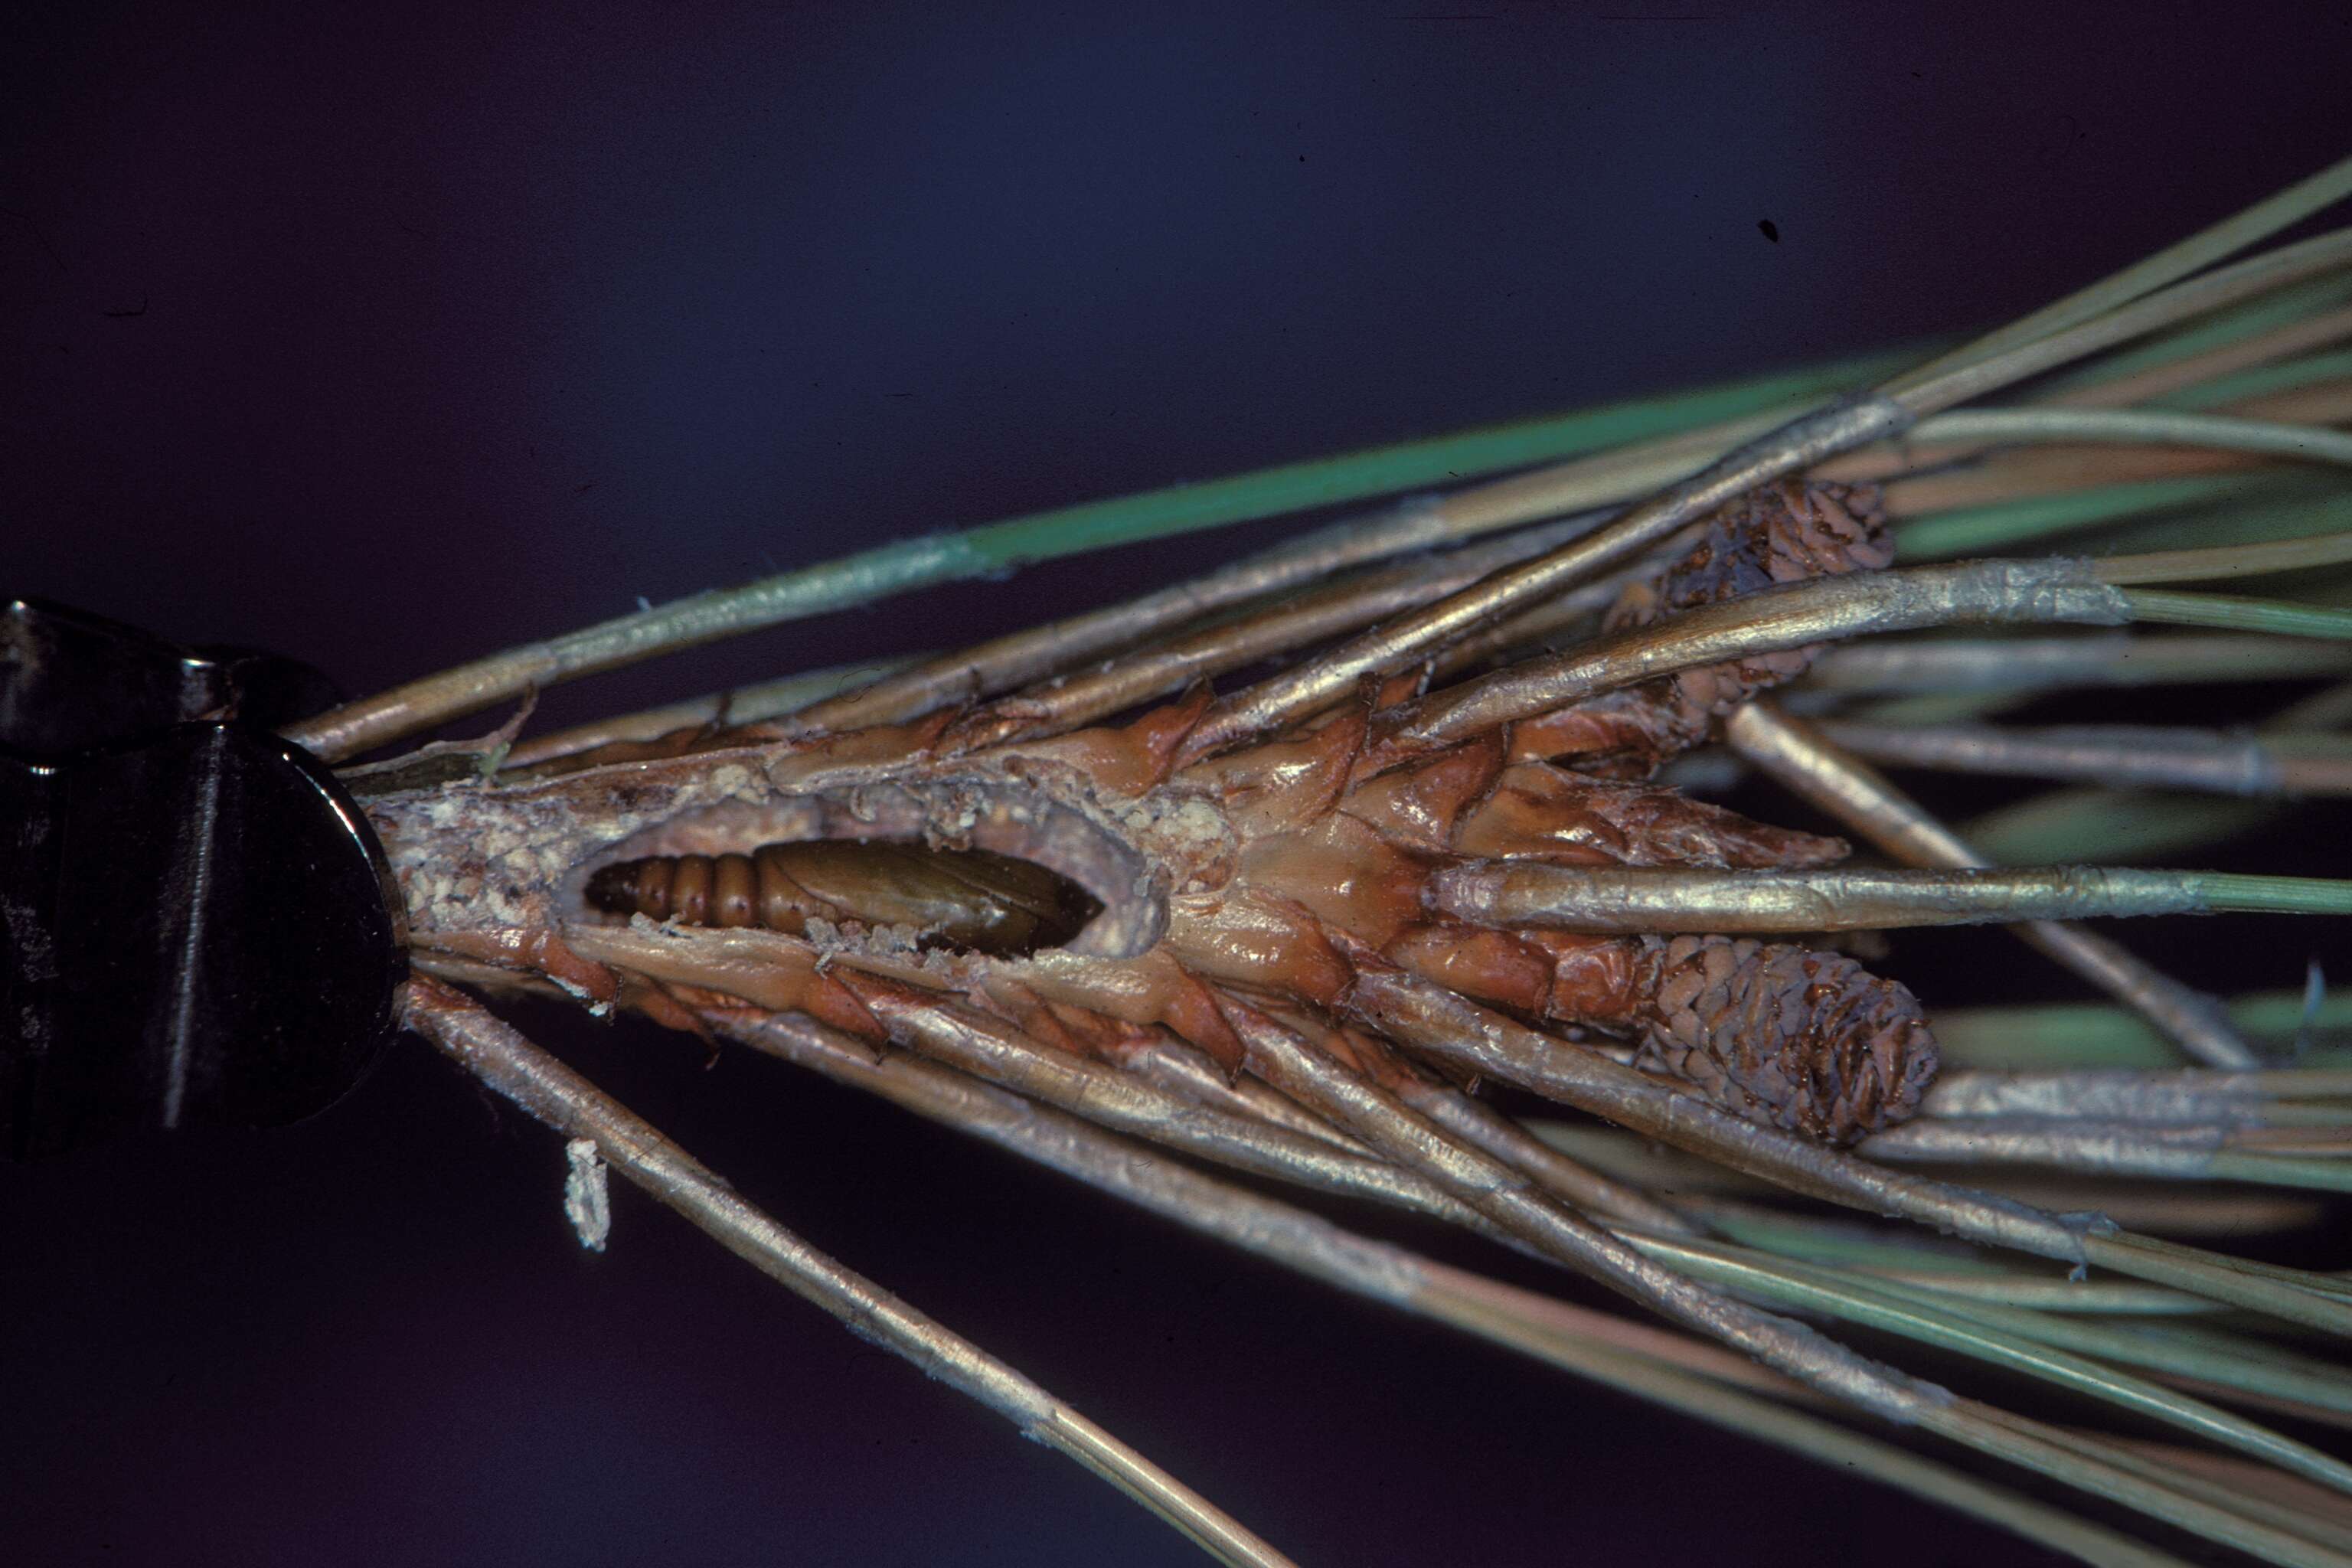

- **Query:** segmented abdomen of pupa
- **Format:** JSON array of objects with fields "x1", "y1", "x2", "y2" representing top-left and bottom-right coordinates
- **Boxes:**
[{"x1": 1509, "y1": 479, "x2": 1891, "y2": 776}]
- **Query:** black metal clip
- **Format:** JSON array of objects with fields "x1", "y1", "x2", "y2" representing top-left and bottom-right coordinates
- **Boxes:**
[{"x1": 1, "y1": 599, "x2": 404, "y2": 1158}]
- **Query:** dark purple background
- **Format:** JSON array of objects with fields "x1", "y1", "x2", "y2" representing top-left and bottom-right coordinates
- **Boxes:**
[{"x1": 6, "y1": 4, "x2": 2350, "y2": 1565}]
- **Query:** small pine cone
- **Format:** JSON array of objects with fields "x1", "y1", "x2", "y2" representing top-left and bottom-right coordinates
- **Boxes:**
[
  {"x1": 1624, "y1": 933, "x2": 1936, "y2": 1145},
  {"x1": 1512, "y1": 479, "x2": 1892, "y2": 776},
  {"x1": 1605, "y1": 478, "x2": 1891, "y2": 635}
]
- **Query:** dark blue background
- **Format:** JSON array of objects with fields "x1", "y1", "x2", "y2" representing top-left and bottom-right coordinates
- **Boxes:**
[{"x1": 6, "y1": 4, "x2": 2349, "y2": 1564}]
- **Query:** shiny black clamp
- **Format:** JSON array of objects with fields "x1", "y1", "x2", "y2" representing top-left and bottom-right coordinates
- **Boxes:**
[{"x1": 1, "y1": 599, "x2": 405, "y2": 1158}]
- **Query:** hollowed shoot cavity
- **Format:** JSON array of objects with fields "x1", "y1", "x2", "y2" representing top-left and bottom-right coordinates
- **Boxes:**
[{"x1": 584, "y1": 839, "x2": 1102, "y2": 958}]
